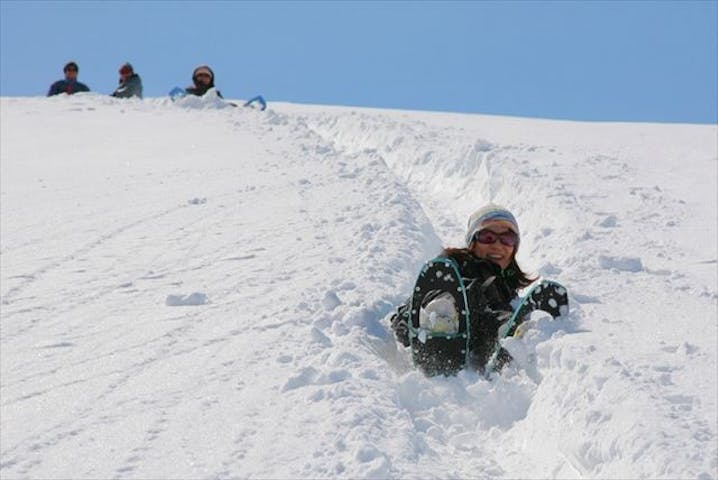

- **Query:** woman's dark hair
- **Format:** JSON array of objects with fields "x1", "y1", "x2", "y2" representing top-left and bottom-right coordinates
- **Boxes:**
[{"x1": 442, "y1": 247, "x2": 536, "y2": 290}]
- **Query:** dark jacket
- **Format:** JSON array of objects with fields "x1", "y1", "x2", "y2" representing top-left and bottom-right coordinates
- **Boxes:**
[
  {"x1": 391, "y1": 250, "x2": 519, "y2": 371},
  {"x1": 47, "y1": 79, "x2": 90, "y2": 96},
  {"x1": 112, "y1": 73, "x2": 143, "y2": 99},
  {"x1": 185, "y1": 85, "x2": 223, "y2": 98}
]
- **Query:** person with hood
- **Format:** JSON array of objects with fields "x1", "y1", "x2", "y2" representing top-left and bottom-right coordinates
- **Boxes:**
[
  {"x1": 185, "y1": 65, "x2": 222, "y2": 97},
  {"x1": 47, "y1": 61, "x2": 90, "y2": 96},
  {"x1": 390, "y1": 204, "x2": 536, "y2": 373},
  {"x1": 111, "y1": 62, "x2": 143, "y2": 99}
]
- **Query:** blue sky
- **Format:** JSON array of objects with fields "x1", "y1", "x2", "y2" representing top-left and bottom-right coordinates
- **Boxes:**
[{"x1": 1, "y1": 1, "x2": 716, "y2": 123}]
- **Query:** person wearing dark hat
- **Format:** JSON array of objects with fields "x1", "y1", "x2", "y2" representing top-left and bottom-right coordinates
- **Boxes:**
[
  {"x1": 390, "y1": 204, "x2": 536, "y2": 372},
  {"x1": 111, "y1": 62, "x2": 143, "y2": 99},
  {"x1": 47, "y1": 61, "x2": 90, "y2": 96},
  {"x1": 185, "y1": 65, "x2": 222, "y2": 98}
]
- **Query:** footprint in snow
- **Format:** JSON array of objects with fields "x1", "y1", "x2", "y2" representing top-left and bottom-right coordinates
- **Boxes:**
[
  {"x1": 598, "y1": 255, "x2": 643, "y2": 273},
  {"x1": 165, "y1": 292, "x2": 208, "y2": 306},
  {"x1": 597, "y1": 215, "x2": 618, "y2": 227}
]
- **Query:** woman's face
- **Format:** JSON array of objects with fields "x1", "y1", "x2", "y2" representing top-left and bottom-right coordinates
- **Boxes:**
[{"x1": 469, "y1": 221, "x2": 517, "y2": 270}]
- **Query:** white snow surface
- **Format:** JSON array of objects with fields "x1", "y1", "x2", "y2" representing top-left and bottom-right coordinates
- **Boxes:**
[{"x1": 1, "y1": 94, "x2": 716, "y2": 479}]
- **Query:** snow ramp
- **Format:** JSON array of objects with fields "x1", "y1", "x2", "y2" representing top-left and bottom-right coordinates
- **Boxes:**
[{"x1": 1, "y1": 95, "x2": 716, "y2": 479}]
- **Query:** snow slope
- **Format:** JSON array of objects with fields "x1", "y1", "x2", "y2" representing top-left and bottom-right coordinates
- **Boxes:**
[{"x1": 1, "y1": 94, "x2": 716, "y2": 479}]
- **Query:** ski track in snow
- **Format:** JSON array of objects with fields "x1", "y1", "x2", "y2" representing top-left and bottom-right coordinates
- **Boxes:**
[{"x1": 1, "y1": 95, "x2": 716, "y2": 479}]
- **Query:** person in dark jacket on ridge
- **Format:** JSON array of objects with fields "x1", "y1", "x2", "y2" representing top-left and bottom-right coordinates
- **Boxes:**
[
  {"x1": 47, "y1": 61, "x2": 90, "y2": 96},
  {"x1": 391, "y1": 204, "x2": 535, "y2": 372},
  {"x1": 111, "y1": 62, "x2": 143, "y2": 99},
  {"x1": 185, "y1": 65, "x2": 222, "y2": 98}
]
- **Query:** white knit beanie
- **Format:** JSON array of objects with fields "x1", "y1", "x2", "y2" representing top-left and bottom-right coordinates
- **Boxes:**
[{"x1": 465, "y1": 204, "x2": 520, "y2": 248}]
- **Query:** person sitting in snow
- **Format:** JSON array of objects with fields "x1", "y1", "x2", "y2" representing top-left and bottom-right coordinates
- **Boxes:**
[
  {"x1": 111, "y1": 62, "x2": 143, "y2": 99},
  {"x1": 47, "y1": 61, "x2": 90, "y2": 96},
  {"x1": 390, "y1": 204, "x2": 535, "y2": 373},
  {"x1": 185, "y1": 65, "x2": 222, "y2": 98}
]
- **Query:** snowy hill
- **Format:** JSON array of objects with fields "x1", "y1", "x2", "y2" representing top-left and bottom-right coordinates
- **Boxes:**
[{"x1": 1, "y1": 94, "x2": 716, "y2": 479}]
